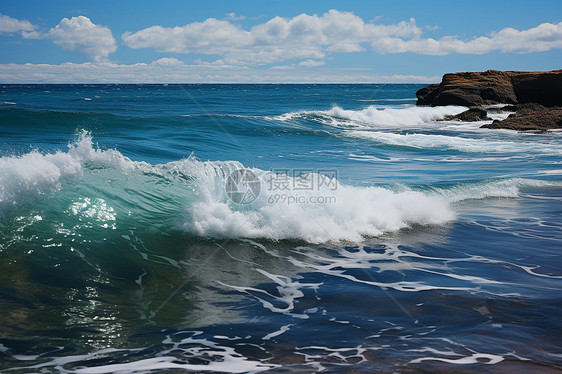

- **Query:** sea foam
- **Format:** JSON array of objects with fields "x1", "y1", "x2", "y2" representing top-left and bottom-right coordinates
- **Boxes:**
[
  {"x1": 345, "y1": 130, "x2": 562, "y2": 155},
  {"x1": 274, "y1": 105, "x2": 468, "y2": 129},
  {"x1": 0, "y1": 149, "x2": 82, "y2": 208},
  {"x1": 325, "y1": 105, "x2": 467, "y2": 128},
  {"x1": 0, "y1": 132, "x2": 144, "y2": 212},
  {"x1": 183, "y1": 162, "x2": 455, "y2": 243}
]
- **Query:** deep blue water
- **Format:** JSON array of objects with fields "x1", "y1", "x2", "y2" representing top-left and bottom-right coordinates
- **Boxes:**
[{"x1": 0, "y1": 84, "x2": 561, "y2": 372}]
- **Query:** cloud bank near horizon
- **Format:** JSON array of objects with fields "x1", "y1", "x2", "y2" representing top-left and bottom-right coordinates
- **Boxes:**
[{"x1": 0, "y1": 58, "x2": 440, "y2": 83}]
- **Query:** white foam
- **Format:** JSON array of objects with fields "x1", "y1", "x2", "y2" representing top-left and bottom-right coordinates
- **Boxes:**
[
  {"x1": 432, "y1": 178, "x2": 562, "y2": 202},
  {"x1": 71, "y1": 355, "x2": 273, "y2": 373},
  {"x1": 0, "y1": 148, "x2": 82, "y2": 208},
  {"x1": 287, "y1": 245, "x2": 476, "y2": 293},
  {"x1": 345, "y1": 130, "x2": 562, "y2": 155},
  {"x1": 325, "y1": 105, "x2": 467, "y2": 128},
  {"x1": 4, "y1": 336, "x2": 276, "y2": 373},
  {"x1": 295, "y1": 345, "x2": 367, "y2": 366},
  {"x1": 409, "y1": 352, "x2": 504, "y2": 365},
  {"x1": 408, "y1": 347, "x2": 462, "y2": 357},
  {"x1": 183, "y1": 159, "x2": 562, "y2": 243},
  {"x1": 0, "y1": 131, "x2": 150, "y2": 212},
  {"x1": 184, "y1": 165, "x2": 454, "y2": 243},
  {"x1": 218, "y1": 269, "x2": 322, "y2": 319},
  {"x1": 272, "y1": 104, "x2": 467, "y2": 129},
  {"x1": 263, "y1": 324, "x2": 293, "y2": 340},
  {"x1": 540, "y1": 169, "x2": 562, "y2": 175}
]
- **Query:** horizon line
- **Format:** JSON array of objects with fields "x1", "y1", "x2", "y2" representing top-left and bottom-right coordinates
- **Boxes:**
[{"x1": 0, "y1": 82, "x2": 435, "y2": 85}]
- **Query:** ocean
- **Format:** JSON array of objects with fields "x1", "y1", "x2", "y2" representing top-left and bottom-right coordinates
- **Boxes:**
[{"x1": 0, "y1": 84, "x2": 561, "y2": 373}]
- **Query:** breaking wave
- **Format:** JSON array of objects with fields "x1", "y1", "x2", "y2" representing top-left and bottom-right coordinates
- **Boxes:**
[
  {"x1": 1, "y1": 132, "x2": 558, "y2": 243},
  {"x1": 275, "y1": 104, "x2": 468, "y2": 128}
]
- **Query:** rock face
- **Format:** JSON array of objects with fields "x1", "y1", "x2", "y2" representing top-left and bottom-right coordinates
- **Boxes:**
[
  {"x1": 510, "y1": 72, "x2": 562, "y2": 107},
  {"x1": 482, "y1": 108, "x2": 562, "y2": 131},
  {"x1": 445, "y1": 107, "x2": 488, "y2": 122},
  {"x1": 417, "y1": 70, "x2": 562, "y2": 107}
]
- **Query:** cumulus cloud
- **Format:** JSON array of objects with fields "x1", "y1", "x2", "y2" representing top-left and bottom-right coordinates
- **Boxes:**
[
  {"x1": 0, "y1": 13, "x2": 36, "y2": 34},
  {"x1": 122, "y1": 10, "x2": 562, "y2": 65},
  {"x1": 151, "y1": 57, "x2": 185, "y2": 67},
  {"x1": 44, "y1": 16, "x2": 117, "y2": 61},
  {"x1": 0, "y1": 60, "x2": 438, "y2": 84},
  {"x1": 374, "y1": 21, "x2": 562, "y2": 55},
  {"x1": 122, "y1": 10, "x2": 422, "y2": 65}
]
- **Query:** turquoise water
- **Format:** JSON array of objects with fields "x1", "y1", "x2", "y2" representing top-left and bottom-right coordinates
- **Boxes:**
[{"x1": 0, "y1": 84, "x2": 561, "y2": 372}]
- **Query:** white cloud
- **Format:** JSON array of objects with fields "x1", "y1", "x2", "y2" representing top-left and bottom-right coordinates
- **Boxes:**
[
  {"x1": 0, "y1": 13, "x2": 36, "y2": 34},
  {"x1": 151, "y1": 57, "x2": 185, "y2": 67},
  {"x1": 122, "y1": 11, "x2": 562, "y2": 64},
  {"x1": 299, "y1": 59, "x2": 325, "y2": 67},
  {"x1": 0, "y1": 60, "x2": 438, "y2": 83},
  {"x1": 270, "y1": 65, "x2": 295, "y2": 70},
  {"x1": 122, "y1": 18, "x2": 251, "y2": 53},
  {"x1": 327, "y1": 42, "x2": 364, "y2": 53},
  {"x1": 45, "y1": 16, "x2": 117, "y2": 61},
  {"x1": 225, "y1": 12, "x2": 246, "y2": 21},
  {"x1": 122, "y1": 10, "x2": 422, "y2": 65},
  {"x1": 374, "y1": 21, "x2": 562, "y2": 55},
  {"x1": 491, "y1": 22, "x2": 562, "y2": 53}
]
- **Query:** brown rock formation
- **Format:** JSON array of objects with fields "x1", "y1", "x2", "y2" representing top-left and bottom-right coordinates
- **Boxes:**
[
  {"x1": 481, "y1": 108, "x2": 562, "y2": 131},
  {"x1": 417, "y1": 70, "x2": 562, "y2": 107},
  {"x1": 445, "y1": 107, "x2": 488, "y2": 122}
]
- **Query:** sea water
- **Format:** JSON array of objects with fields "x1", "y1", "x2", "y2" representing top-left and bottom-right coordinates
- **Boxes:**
[{"x1": 0, "y1": 84, "x2": 561, "y2": 372}]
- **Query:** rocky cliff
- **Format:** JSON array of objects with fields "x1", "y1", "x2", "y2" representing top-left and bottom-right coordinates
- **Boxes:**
[{"x1": 417, "y1": 70, "x2": 562, "y2": 107}]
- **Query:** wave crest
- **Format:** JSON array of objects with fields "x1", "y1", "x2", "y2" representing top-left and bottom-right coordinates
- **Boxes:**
[
  {"x1": 325, "y1": 105, "x2": 467, "y2": 127},
  {"x1": 184, "y1": 165, "x2": 455, "y2": 243},
  {"x1": 275, "y1": 105, "x2": 468, "y2": 128}
]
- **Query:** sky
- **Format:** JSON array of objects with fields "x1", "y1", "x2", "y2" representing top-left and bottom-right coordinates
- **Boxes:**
[{"x1": 0, "y1": 0, "x2": 561, "y2": 83}]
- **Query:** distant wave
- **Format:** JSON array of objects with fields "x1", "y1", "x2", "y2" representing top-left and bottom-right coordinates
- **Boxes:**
[
  {"x1": 273, "y1": 104, "x2": 468, "y2": 128},
  {"x1": 427, "y1": 178, "x2": 562, "y2": 202},
  {"x1": 344, "y1": 130, "x2": 562, "y2": 155},
  {"x1": 325, "y1": 105, "x2": 468, "y2": 127}
]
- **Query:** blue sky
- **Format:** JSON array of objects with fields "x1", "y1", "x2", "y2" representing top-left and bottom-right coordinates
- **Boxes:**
[{"x1": 1, "y1": 0, "x2": 561, "y2": 83}]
